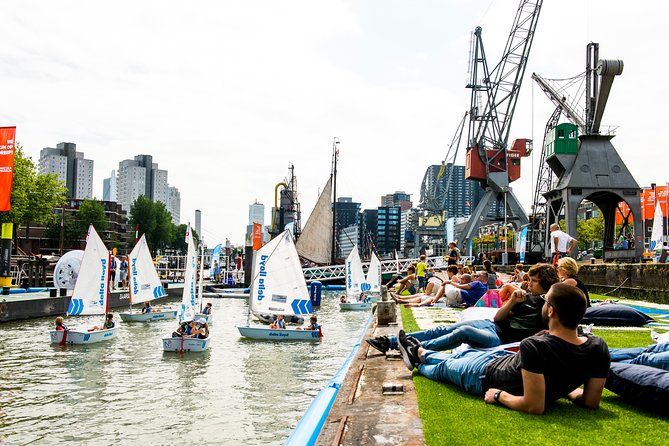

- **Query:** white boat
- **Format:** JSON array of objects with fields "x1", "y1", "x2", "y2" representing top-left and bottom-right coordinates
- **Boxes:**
[
  {"x1": 650, "y1": 200, "x2": 664, "y2": 257},
  {"x1": 237, "y1": 229, "x2": 322, "y2": 341},
  {"x1": 163, "y1": 224, "x2": 211, "y2": 352},
  {"x1": 49, "y1": 225, "x2": 119, "y2": 345},
  {"x1": 366, "y1": 251, "x2": 382, "y2": 302},
  {"x1": 162, "y1": 335, "x2": 211, "y2": 352},
  {"x1": 119, "y1": 234, "x2": 174, "y2": 322},
  {"x1": 339, "y1": 246, "x2": 371, "y2": 311}
]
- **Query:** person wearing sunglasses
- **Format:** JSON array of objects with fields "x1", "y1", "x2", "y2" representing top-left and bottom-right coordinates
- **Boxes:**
[{"x1": 398, "y1": 283, "x2": 610, "y2": 414}]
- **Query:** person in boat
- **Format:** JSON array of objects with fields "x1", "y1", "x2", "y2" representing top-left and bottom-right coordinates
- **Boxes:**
[
  {"x1": 557, "y1": 257, "x2": 591, "y2": 307},
  {"x1": 55, "y1": 316, "x2": 68, "y2": 331},
  {"x1": 119, "y1": 256, "x2": 129, "y2": 289},
  {"x1": 141, "y1": 302, "x2": 152, "y2": 314},
  {"x1": 90, "y1": 314, "x2": 115, "y2": 331},
  {"x1": 202, "y1": 302, "x2": 213, "y2": 315},
  {"x1": 367, "y1": 264, "x2": 559, "y2": 354},
  {"x1": 396, "y1": 283, "x2": 610, "y2": 414},
  {"x1": 270, "y1": 314, "x2": 286, "y2": 329},
  {"x1": 195, "y1": 318, "x2": 209, "y2": 339},
  {"x1": 172, "y1": 320, "x2": 190, "y2": 337},
  {"x1": 340, "y1": 295, "x2": 346, "y2": 303},
  {"x1": 306, "y1": 316, "x2": 319, "y2": 331}
]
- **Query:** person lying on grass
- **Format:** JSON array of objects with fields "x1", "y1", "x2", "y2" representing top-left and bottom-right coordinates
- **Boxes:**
[
  {"x1": 398, "y1": 283, "x2": 610, "y2": 414},
  {"x1": 367, "y1": 263, "x2": 559, "y2": 354}
]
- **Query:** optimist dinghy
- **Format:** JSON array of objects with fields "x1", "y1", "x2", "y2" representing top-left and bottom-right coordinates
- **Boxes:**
[
  {"x1": 49, "y1": 225, "x2": 119, "y2": 345},
  {"x1": 339, "y1": 246, "x2": 372, "y2": 311},
  {"x1": 237, "y1": 230, "x2": 322, "y2": 341}
]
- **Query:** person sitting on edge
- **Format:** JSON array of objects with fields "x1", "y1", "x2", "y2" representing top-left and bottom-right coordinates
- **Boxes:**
[
  {"x1": 392, "y1": 274, "x2": 445, "y2": 306},
  {"x1": 202, "y1": 302, "x2": 213, "y2": 315},
  {"x1": 367, "y1": 263, "x2": 559, "y2": 354},
  {"x1": 441, "y1": 272, "x2": 488, "y2": 306},
  {"x1": 510, "y1": 264, "x2": 525, "y2": 283},
  {"x1": 557, "y1": 257, "x2": 591, "y2": 307},
  {"x1": 483, "y1": 260, "x2": 499, "y2": 290},
  {"x1": 396, "y1": 283, "x2": 610, "y2": 414},
  {"x1": 55, "y1": 316, "x2": 68, "y2": 331},
  {"x1": 395, "y1": 265, "x2": 418, "y2": 296},
  {"x1": 270, "y1": 314, "x2": 285, "y2": 329},
  {"x1": 141, "y1": 302, "x2": 152, "y2": 314}
]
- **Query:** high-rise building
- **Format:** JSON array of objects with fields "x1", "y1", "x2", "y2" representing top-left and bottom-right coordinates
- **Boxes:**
[
  {"x1": 116, "y1": 155, "x2": 169, "y2": 212},
  {"x1": 168, "y1": 186, "x2": 181, "y2": 225},
  {"x1": 103, "y1": 170, "x2": 117, "y2": 202},
  {"x1": 249, "y1": 201, "x2": 265, "y2": 225},
  {"x1": 422, "y1": 164, "x2": 484, "y2": 218},
  {"x1": 376, "y1": 206, "x2": 401, "y2": 257},
  {"x1": 339, "y1": 224, "x2": 359, "y2": 259},
  {"x1": 360, "y1": 209, "x2": 378, "y2": 259},
  {"x1": 39, "y1": 142, "x2": 93, "y2": 199},
  {"x1": 195, "y1": 210, "x2": 202, "y2": 239},
  {"x1": 381, "y1": 191, "x2": 412, "y2": 212}
]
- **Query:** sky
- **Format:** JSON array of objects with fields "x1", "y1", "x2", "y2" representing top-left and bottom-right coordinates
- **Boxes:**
[{"x1": 2, "y1": 0, "x2": 667, "y2": 246}]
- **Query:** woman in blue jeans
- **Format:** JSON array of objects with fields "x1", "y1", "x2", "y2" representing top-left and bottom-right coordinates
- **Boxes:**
[{"x1": 609, "y1": 343, "x2": 669, "y2": 371}]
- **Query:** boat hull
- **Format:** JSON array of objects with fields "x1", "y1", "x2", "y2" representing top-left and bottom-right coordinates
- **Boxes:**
[
  {"x1": 119, "y1": 310, "x2": 178, "y2": 322},
  {"x1": 49, "y1": 326, "x2": 120, "y2": 344},
  {"x1": 162, "y1": 335, "x2": 211, "y2": 352},
  {"x1": 339, "y1": 302, "x2": 371, "y2": 311},
  {"x1": 237, "y1": 326, "x2": 321, "y2": 341}
]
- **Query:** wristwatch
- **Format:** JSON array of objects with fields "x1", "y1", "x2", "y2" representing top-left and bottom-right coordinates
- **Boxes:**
[{"x1": 493, "y1": 390, "x2": 502, "y2": 403}]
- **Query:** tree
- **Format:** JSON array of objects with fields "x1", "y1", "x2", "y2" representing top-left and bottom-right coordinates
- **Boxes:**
[
  {"x1": 77, "y1": 199, "x2": 108, "y2": 236},
  {"x1": 150, "y1": 201, "x2": 176, "y2": 252},
  {"x1": 129, "y1": 196, "x2": 179, "y2": 253},
  {"x1": 577, "y1": 215, "x2": 604, "y2": 250},
  {"x1": 0, "y1": 145, "x2": 67, "y2": 242}
]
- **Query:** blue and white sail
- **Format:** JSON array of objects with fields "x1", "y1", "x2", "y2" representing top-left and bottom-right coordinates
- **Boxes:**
[
  {"x1": 209, "y1": 243, "x2": 222, "y2": 279},
  {"x1": 67, "y1": 225, "x2": 110, "y2": 316},
  {"x1": 129, "y1": 234, "x2": 166, "y2": 304},
  {"x1": 345, "y1": 245, "x2": 366, "y2": 298},
  {"x1": 250, "y1": 229, "x2": 312, "y2": 317},
  {"x1": 180, "y1": 224, "x2": 197, "y2": 322},
  {"x1": 366, "y1": 252, "x2": 382, "y2": 294},
  {"x1": 650, "y1": 201, "x2": 664, "y2": 252}
]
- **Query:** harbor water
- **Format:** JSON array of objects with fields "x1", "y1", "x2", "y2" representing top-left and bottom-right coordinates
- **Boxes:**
[{"x1": 0, "y1": 291, "x2": 369, "y2": 445}]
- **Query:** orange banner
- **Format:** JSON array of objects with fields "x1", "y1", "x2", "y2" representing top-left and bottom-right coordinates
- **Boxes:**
[
  {"x1": 615, "y1": 201, "x2": 632, "y2": 225},
  {"x1": 0, "y1": 127, "x2": 16, "y2": 211},
  {"x1": 252, "y1": 223, "x2": 262, "y2": 251},
  {"x1": 642, "y1": 188, "x2": 655, "y2": 220}
]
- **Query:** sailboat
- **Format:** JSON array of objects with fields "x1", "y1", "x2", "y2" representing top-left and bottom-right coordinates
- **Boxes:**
[
  {"x1": 119, "y1": 234, "x2": 176, "y2": 322},
  {"x1": 162, "y1": 224, "x2": 211, "y2": 352},
  {"x1": 237, "y1": 229, "x2": 322, "y2": 341},
  {"x1": 649, "y1": 200, "x2": 664, "y2": 258},
  {"x1": 194, "y1": 241, "x2": 214, "y2": 324},
  {"x1": 367, "y1": 251, "x2": 382, "y2": 299},
  {"x1": 339, "y1": 245, "x2": 372, "y2": 311},
  {"x1": 49, "y1": 225, "x2": 120, "y2": 345},
  {"x1": 296, "y1": 176, "x2": 333, "y2": 265}
]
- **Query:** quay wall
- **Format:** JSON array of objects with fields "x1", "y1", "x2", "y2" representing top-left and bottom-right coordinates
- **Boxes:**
[{"x1": 578, "y1": 264, "x2": 669, "y2": 304}]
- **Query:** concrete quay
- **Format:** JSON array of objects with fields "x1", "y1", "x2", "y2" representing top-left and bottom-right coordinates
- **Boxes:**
[{"x1": 316, "y1": 303, "x2": 424, "y2": 446}]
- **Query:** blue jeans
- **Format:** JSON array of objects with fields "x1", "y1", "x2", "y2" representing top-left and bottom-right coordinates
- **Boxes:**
[
  {"x1": 389, "y1": 319, "x2": 501, "y2": 351},
  {"x1": 418, "y1": 348, "x2": 514, "y2": 396},
  {"x1": 609, "y1": 343, "x2": 669, "y2": 371}
]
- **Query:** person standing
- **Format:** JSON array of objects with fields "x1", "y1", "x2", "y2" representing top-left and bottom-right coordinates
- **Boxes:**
[
  {"x1": 660, "y1": 242, "x2": 669, "y2": 263},
  {"x1": 119, "y1": 256, "x2": 129, "y2": 289},
  {"x1": 549, "y1": 224, "x2": 578, "y2": 265},
  {"x1": 445, "y1": 242, "x2": 460, "y2": 266},
  {"x1": 416, "y1": 255, "x2": 427, "y2": 291}
]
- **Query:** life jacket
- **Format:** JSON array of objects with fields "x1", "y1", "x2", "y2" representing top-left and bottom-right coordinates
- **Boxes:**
[
  {"x1": 276, "y1": 319, "x2": 285, "y2": 329},
  {"x1": 202, "y1": 307, "x2": 211, "y2": 315}
]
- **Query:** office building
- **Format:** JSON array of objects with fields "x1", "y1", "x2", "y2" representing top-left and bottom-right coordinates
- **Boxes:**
[
  {"x1": 116, "y1": 155, "x2": 169, "y2": 212},
  {"x1": 39, "y1": 142, "x2": 93, "y2": 199},
  {"x1": 422, "y1": 164, "x2": 484, "y2": 218},
  {"x1": 376, "y1": 206, "x2": 401, "y2": 257},
  {"x1": 168, "y1": 186, "x2": 181, "y2": 225},
  {"x1": 249, "y1": 201, "x2": 265, "y2": 225},
  {"x1": 381, "y1": 191, "x2": 412, "y2": 212},
  {"x1": 103, "y1": 170, "x2": 117, "y2": 202}
]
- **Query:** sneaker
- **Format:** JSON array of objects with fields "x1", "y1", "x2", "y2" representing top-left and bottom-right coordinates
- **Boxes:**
[
  {"x1": 398, "y1": 330, "x2": 421, "y2": 371},
  {"x1": 366, "y1": 336, "x2": 391, "y2": 353}
]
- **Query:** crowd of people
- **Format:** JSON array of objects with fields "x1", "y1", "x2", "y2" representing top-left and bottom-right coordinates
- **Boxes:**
[{"x1": 370, "y1": 245, "x2": 668, "y2": 415}]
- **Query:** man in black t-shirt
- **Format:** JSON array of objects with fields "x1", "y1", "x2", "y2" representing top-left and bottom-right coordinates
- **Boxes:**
[
  {"x1": 398, "y1": 283, "x2": 610, "y2": 414},
  {"x1": 445, "y1": 242, "x2": 459, "y2": 266}
]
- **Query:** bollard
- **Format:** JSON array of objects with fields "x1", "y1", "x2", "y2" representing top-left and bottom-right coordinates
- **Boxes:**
[
  {"x1": 376, "y1": 300, "x2": 396, "y2": 326},
  {"x1": 381, "y1": 285, "x2": 388, "y2": 302},
  {"x1": 309, "y1": 281, "x2": 322, "y2": 307},
  {"x1": 49, "y1": 288, "x2": 57, "y2": 297},
  {"x1": 590, "y1": 257, "x2": 595, "y2": 265},
  {"x1": 2, "y1": 287, "x2": 9, "y2": 295},
  {"x1": 59, "y1": 288, "x2": 67, "y2": 297}
]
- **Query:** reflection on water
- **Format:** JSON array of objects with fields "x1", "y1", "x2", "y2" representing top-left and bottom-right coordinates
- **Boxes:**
[{"x1": 0, "y1": 291, "x2": 368, "y2": 445}]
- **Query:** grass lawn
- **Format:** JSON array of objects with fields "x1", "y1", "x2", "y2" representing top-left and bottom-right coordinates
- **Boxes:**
[{"x1": 401, "y1": 295, "x2": 669, "y2": 446}]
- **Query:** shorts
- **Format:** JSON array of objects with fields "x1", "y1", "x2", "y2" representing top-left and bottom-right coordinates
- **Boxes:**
[{"x1": 120, "y1": 270, "x2": 128, "y2": 281}]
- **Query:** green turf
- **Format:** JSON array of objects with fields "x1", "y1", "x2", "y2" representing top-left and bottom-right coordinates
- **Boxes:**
[{"x1": 399, "y1": 305, "x2": 669, "y2": 446}]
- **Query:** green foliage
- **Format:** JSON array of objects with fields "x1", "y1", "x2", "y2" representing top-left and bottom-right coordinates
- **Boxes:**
[
  {"x1": 77, "y1": 199, "x2": 108, "y2": 236},
  {"x1": 402, "y1": 306, "x2": 667, "y2": 446},
  {"x1": 0, "y1": 145, "x2": 67, "y2": 229},
  {"x1": 129, "y1": 196, "x2": 183, "y2": 253},
  {"x1": 45, "y1": 212, "x2": 80, "y2": 247},
  {"x1": 578, "y1": 215, "x2": 604, "y2": 250}
]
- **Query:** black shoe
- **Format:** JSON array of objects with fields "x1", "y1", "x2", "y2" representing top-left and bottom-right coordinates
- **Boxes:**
[
  {"x1": 398, "y1": 330, "x2": 421, "y2": 371},
  {"x1": 366, "y1": 336, "x2": 391, "y2": 353}
]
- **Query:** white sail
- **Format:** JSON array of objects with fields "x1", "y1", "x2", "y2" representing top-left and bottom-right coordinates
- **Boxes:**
[
  {"x1": 367, "y1": 252, "x2": 382, "y2": 293},
  {"x1": 296, "y1": 177, "x2": 333, "y2": 264},
  {"x1": 250, "y1": 229, "x2": 312, "y2": 317},
  {"x1": 181, "y1": 224, "x2": 197, "y2": 322},
  {"x1": 650, "y1": 201, "x2": 664, "y2": 252},
  {"x1": 67, "y1": 225, "x2": 110, "y2": 316},
  {"x1": 128, "y1": 234, "x2": 167, "y2": 304},
  {"x1": 345, "y1": 245, "x2": 366, "y2": 298}
]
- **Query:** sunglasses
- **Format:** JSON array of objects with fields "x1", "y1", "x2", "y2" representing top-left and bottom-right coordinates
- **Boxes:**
[{"x1": 538, "y1": 294, "x2": 554, "y2": 308}]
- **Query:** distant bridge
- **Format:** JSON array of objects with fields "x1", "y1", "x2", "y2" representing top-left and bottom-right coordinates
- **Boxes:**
[{"x1": 302, "y1": 255, "x2": 476, "y2": 282}]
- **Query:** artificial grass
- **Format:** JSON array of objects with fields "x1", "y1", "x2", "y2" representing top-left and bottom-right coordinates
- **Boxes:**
[{"x1": 399, "y1": 305, "x2": 669, "y2": 446}]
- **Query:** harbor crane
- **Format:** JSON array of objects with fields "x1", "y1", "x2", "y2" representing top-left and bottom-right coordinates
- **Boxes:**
[{"x1": 459, "y1": 0, "x2": 543, "y2": 261}]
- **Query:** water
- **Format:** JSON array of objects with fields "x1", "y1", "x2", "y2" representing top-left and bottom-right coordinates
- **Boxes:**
[{"x1": 0, "y1": 292, "x2": 369, "y2": 445}]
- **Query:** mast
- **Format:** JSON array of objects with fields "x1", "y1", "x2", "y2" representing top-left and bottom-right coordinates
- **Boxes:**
[
  {"x1": 331, "y1": 137, "x2": 340, "y2": 264},
  {"x1": 198, "y1": 239, "x2": 205, "y2": 312}
]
